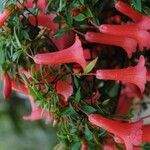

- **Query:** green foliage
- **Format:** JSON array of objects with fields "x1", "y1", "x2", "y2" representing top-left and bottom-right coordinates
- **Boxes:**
[
  {"x1": 53, "y1": 28, "x2": 67, "y2": 39},
  {"x1": 0, "y1": 0, "x2": 150, "y2": 149},
  {"x1": 131, "y1": 0, "x2": 142, "y2": 11},
  {"x1": 84, "y1": 124, "x2": 93, "y2": 141},
  {"x1": 142, "y1": 143, "x2": 150, "y2": 150},
  {"x1": 75, "y1": 88, "x2": 81, "y2": 102},
  {"x1": 82, "y1": 105, "x2": 97, "y2": 114},
  {"x1": 84, "y1": 57, "x2": 98, "y2": 74}
]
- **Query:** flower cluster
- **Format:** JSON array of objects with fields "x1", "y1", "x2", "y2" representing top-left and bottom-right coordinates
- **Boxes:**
[{"x1": 0, "y1": 0, "x2": 150, "y2": 150}]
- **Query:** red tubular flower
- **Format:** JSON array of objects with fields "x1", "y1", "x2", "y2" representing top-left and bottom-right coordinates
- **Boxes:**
[
  {"x1": 99, "y1": 24, "x2": 150, "y2": 50},
  {"x1": 33, "y1": 35, "x2": 87, "y2": 69},
  {"x1": 113, "y1": 125, "x2": 150, "y2": 147},
  {"x1": 2, "y1": 71, "x2": 12, "y2": 100},
  {"x1": 115, "y1": 1, "x2": 150, "y2": 30},
  {"x1": 0, "y1": 8, "x2": 12, "y2": 27},
  {"x1": 142, "y1": 125, "x2": 150, "y2": 143},
  {"x1": 96, "y1": 56, "x2": 146, "y2": 93},
  {"x1": 85, "y1": 32, "x2": 137, "y2": 58},
  {"x1": 88, "y1": 114, "x2": 143, "y2": 150},
  {"x1": 115, "y1": 1, "x2": 143, "y2": 22}
]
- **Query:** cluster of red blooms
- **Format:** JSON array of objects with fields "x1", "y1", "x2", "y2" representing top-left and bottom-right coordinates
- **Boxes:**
[{"x1": 1, "y1": 0, "x2": 150, "y2": 150}]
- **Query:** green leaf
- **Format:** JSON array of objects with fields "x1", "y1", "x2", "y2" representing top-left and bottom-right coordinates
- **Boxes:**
[
  {"x1": 71, "y1": 142, "x2": 81, "y2": 150},
  {"x1": 132, "y1": 0, "x2": 142, "y2": 11},
  {"x1": 141, "y1": 143, "x2": 150, "y2": 150},
  {"x1": 82, "y1": 105, "x2": 97, "y2": 113},
  {"x1": 53, "y1": 28, "x2": 66, "y2": 39},
  {"x1": 61, "y1": 104, "x2": 77, "y2": 116},
  {"x1": 12, "y1": 50, "x2": 23, "y2": 61},
  {"x1": 20, "y1": 73, "x2": 29, "y2": 85},
  {"x1": 75, "y1": 88, "x2": 81, "y2": 102},
  {"x1": 91, "y1": 0, "x2": 99, "y2": 6},
  {"x1": 84, "y1": 57, "x2": 98, "y2": 74},
  {"x1": 53, "y1": 15, "x2": 63, "y2": 24},
  {"x1": 143, "y1": 6, "x2": 150, "y2": 16},
  {"x1": 84, "y1": 124, "x2": 93, "y2": 140},
  {"x1": 64, "y1": 64, "x2": 72, "y2": 72},
  {"x1": 66, "y1": 11, "x2": 73, "y2": 27},
  {"x1": 73, "y1": 76, "x2": 79, "y2": 88},
  {"x1": 115, "y1": 143, "x2": 125, "y2": 150},
  {"x1": 14, "y1": 27, "x2": 21, "y2": 48},
  {"x1": 61, "y1": 108, "x2": 72, "y2": 116},
  {"x1": 107, "y1": 84, "x2": 119, "y2": 98},
  {"x1": 85, "y1": 8, "x2": 94, "y2": 18},
  {"x1": 74, "y1": 13, "x2": 86, "y2": 21},
  {"x1": 79, "y1": 0, "x2": 84, "y2": 5},
  {"x1": 21, "y1": 30, "x2": 31, "y2": 40}
]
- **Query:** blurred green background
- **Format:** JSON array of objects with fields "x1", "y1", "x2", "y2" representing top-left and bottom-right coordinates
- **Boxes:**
[{"x1": 0, "y1": 81, "x2": 57, "y2": 150}]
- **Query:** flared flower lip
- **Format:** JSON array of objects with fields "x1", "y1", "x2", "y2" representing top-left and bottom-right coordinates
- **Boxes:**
[
  {"x1": 33, "y1": 35, "x2": 87, "y2": 69},
  {"x1": 88, "y1": 114, "x2": 143, "y2": 150},
  {"x1": 96, "y1": 56, "x2": 146, "y2": 93}
]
